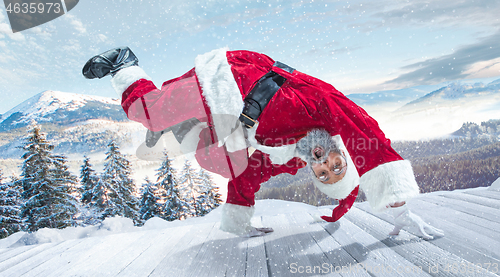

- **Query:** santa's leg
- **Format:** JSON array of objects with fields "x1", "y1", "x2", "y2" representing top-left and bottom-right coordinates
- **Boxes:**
[{"x1": 220, "y1": 149, "x2": 304, "y2": 237}]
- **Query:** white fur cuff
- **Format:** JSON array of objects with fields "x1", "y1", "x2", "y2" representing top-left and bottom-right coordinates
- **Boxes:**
[
  {"x1": 111, "y1": 66, "x2": 152, "y2": 96},
  {"x1": 220, "y1": 203, "x2": 255, "y2": 236},
  {"x1": 360, "y1": 160, "x2": 420, "y2": 212}
]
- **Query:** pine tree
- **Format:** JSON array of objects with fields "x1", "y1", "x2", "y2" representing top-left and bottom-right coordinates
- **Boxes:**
[
  {"x1": 19, "y1": 125, "x2": 78, "y2": 232},
  {"x1": 0, "y1": 171, "x2": 22, "y2": 238},
  {"x1": 156, "y1": 152, "x2": 188, "y2": 221},
  {"x1": 99, "y1": 141, "x2": 140, "y2": 223},
  {"x1": 197, "y1": 169, "x2": 222, "y2": 215},
  {"x1": 178, "y1": 160, "x2": 200, "y2": 218},
  {"x1": 89, "y1": 178, "x2": 110, "y2": 215},
  {"x1": 80, "y1": 157, "x2": 98, "y2": 205},
  {"x1": 138, "y1": 178, "x2": 160, "y2": 224}
]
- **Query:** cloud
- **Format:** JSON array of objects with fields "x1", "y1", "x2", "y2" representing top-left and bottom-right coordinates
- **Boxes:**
[
  {"x1": 385, "y1": 31, "x2": 500, "y2": 86},
  {"x1": 290, "y1": 0, "x2": 500, "y2": 33},
  {"x1": 65, "y1": 14, "x2": 86, "y2": 34},
  {"x1": 370, "y1": 0, "x2": 500, "y2": 28}
]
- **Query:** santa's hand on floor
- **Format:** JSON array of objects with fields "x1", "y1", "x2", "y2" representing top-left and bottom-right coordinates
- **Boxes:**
[
  {"x1": 82, "y1": 46, "x2": 138, "y2": 79},
  {"x1": 390, "y1": 205, "x2": 444, "y2": 240}
]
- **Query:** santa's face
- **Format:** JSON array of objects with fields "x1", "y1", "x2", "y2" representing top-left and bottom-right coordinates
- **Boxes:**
[{"x1": 311, "y1": 150, "x2": 348, "y2": 184}]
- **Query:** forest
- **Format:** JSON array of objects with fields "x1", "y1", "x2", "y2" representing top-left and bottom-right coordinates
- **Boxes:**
[{"x1": 0, "y1": 125, "x2": 222, "y2": 238}]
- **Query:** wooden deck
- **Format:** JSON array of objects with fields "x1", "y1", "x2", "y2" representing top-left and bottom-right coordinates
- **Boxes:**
[{"x1": 1, "y1": 187, "x2": 500, "y2": 276}]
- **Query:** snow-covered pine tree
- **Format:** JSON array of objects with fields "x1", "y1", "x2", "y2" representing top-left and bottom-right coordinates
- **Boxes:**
[
  {"x1": 0, "y1": 171, "x2": 22, "y2": 238},
  {"x1": 197, "y1": 169, "x2": 222, "y2": 216},
  {"x1": 89, "y1": 178, "x2": 110, "y2": 216},
  {"x1": 178, "y1": 160, "x2": 200, "y2": 218},
  {"x1": 80, "y1": 157, "x2": 98, "y2": 205},
  {"x1": 155, "y1": 152, "x2": 188, "y2": 221},
  {"x1": 19, "y1": 125, "x2": 78, "y2": 232},
  {"x1": 99, "y1": 141, "x2": 140, "y2": 224},
  {"x1": 138, "y1": 178, "x2": 160, "y2": 224}
]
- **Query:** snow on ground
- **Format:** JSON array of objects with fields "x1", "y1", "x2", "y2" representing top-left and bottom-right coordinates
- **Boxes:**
[{"x1": 0, "y1": 199, "x2": 320, "y2": 249}]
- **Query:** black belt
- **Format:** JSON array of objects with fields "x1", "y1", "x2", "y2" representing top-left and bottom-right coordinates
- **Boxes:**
[{"x1": 239, "y1": 61, "x2": 295, "y2": 128}]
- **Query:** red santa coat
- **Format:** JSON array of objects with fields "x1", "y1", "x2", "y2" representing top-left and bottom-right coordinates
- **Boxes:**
[{"x1": 111, "y1": 48, "x2": 419, "y2": 234}]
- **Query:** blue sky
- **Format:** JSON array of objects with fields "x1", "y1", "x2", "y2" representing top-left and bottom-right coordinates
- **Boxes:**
[{"x1": 1, "y1": 0, "x2": 499, "y2": 114}]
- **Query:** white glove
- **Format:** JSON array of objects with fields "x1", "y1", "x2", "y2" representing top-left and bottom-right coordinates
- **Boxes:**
[{"x1": 390, "y1": 205, "x2": 444, "y2": 240}]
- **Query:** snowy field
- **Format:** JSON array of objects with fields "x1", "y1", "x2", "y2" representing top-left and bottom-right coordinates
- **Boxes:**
[{"x1": 0, "y1": 181, "x2": 499, "y2": 276}]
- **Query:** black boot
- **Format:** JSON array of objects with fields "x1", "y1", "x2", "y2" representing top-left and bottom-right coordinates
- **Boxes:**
[{"x1": 82, "y1": 46, "x2": 138, "y2": 79}]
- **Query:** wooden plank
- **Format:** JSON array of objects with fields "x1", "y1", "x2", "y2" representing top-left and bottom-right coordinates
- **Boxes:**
[
  {"x1": 464, "y1": 189, "x2": 500, "y2": 201},
  {"x1": 19, "y1": 235, "x2": 108, "y2": 277},
  {"x1": 410, "y1": 198, "x2": 500, "y2": 241},
  {"x1": 186, "y1": 222, "x2": 247, "y2": 277},
  {"x1": 0, "y1": 243, "x2": 60, "y2": 276},
  {"x1": 46, "y1": 230, "x2": 151, "y2": 276},
  {"x1": 116, "y1": 225, "x2": 194, "y2": 276},
  {"x1": 0, "y1": 240, "x2": 84, "y2": 277},
  {"x1": 326, "y1": 209, "x2": 429, "y2": 277},
  {"x1": 437, "y1": 192, "x2": 500, "y2": 210},
  {"x1": 80, "y1": 229, "x2": 172, "y2": 276},
  {"x1": 293, "y1": 211, "x2": 372, "y2": 277},
  {"x1": 356, "y1": 201, "x2": 500, "y2": 267},
  {"x1": 261, "y1": 213, "x2": 332, "y2": 276},
  {"x1": 244, "y1": 216, "x2": 270, "y2": 277},
  {"x1": 343, "y1": 207, "x2": 499, "y2": 277},
  {"x1": 148, "y1": 222, "x2": 217, "y2": 277},
  {"x1": 0, "y1": 244, "x2": 41, "y2": 265},
  {"x1": 418, "y1": 194, "x2": 500, "y2": 224}
]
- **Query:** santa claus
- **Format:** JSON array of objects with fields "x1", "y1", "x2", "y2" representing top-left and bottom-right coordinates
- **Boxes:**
[{"x1": 83, "y1": 47, "x2": 443, "y2": 239}]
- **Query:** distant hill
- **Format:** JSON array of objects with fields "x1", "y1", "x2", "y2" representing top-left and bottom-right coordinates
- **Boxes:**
[
  {"x1": 451, "y1": 119, "x2": 500, "y2": 138},
  {"x1": 0, "y1": 90, "x2": 128, "y2": 132},
  {"x1": 0, "y1": 91, "x2": 145, "y2": 160},
  {"x1": 398, "y1": 78, "x2": 500, "y2": 112}
]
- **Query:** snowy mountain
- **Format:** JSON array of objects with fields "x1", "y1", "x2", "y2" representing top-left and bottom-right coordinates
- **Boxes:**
[
  {"x1": 0, "y1": 90, "x2": 144, "y2": 158},
  {"x1": 346, "y1": 84, "x2": 441, "y2": 108},
  {"x1": 0, "y1": 90, "x2": 128, "y2": 132},
  {"x1": 400, "y1": 79, "x2": 500, "y2": 110},
  {"x1": 0, "y1": 184, "x2": 499, "y2": 276},
  {"x1": 0, "y1": 91, "x2": 156, "y2": 184},
  {"x1": 357, "y1": 78, "x2": 500, "y2": 140}
]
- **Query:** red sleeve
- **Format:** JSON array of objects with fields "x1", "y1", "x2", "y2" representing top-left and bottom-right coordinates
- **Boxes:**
[{"x1": 226, "y1": 150, "x2": 306, "y2": 207}]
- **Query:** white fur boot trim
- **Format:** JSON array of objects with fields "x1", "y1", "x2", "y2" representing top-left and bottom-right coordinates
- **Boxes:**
[
  {"x1": 220, "y1": 203, "x2": 255, "y2": 236},
  {"x1": 111, "y1": 66, "x2": 152, "y2": 96},
  {"x1": 360, "y1": 160, "x2": 420, "y2": 212}
]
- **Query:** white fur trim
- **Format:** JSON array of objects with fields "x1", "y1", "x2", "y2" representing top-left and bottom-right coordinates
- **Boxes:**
[
  {"x1": 310, "y1": 135, "x2": 360, "y2": 200},
  {"x1": 111, "y1": 66, "x2": 151, "y2": 96},
  {"x1": 246, "y1": 123, "x2": 298, "y2": 165},
  {"x1": 360, "y1": 160, "x2": 420, "y2": 212},
  {"x1": 195, "y1": 48, "x2": 244, "y2": 145},
  {"x1": 220, "y1": 203, "x2": 255, "y2": 236}
]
